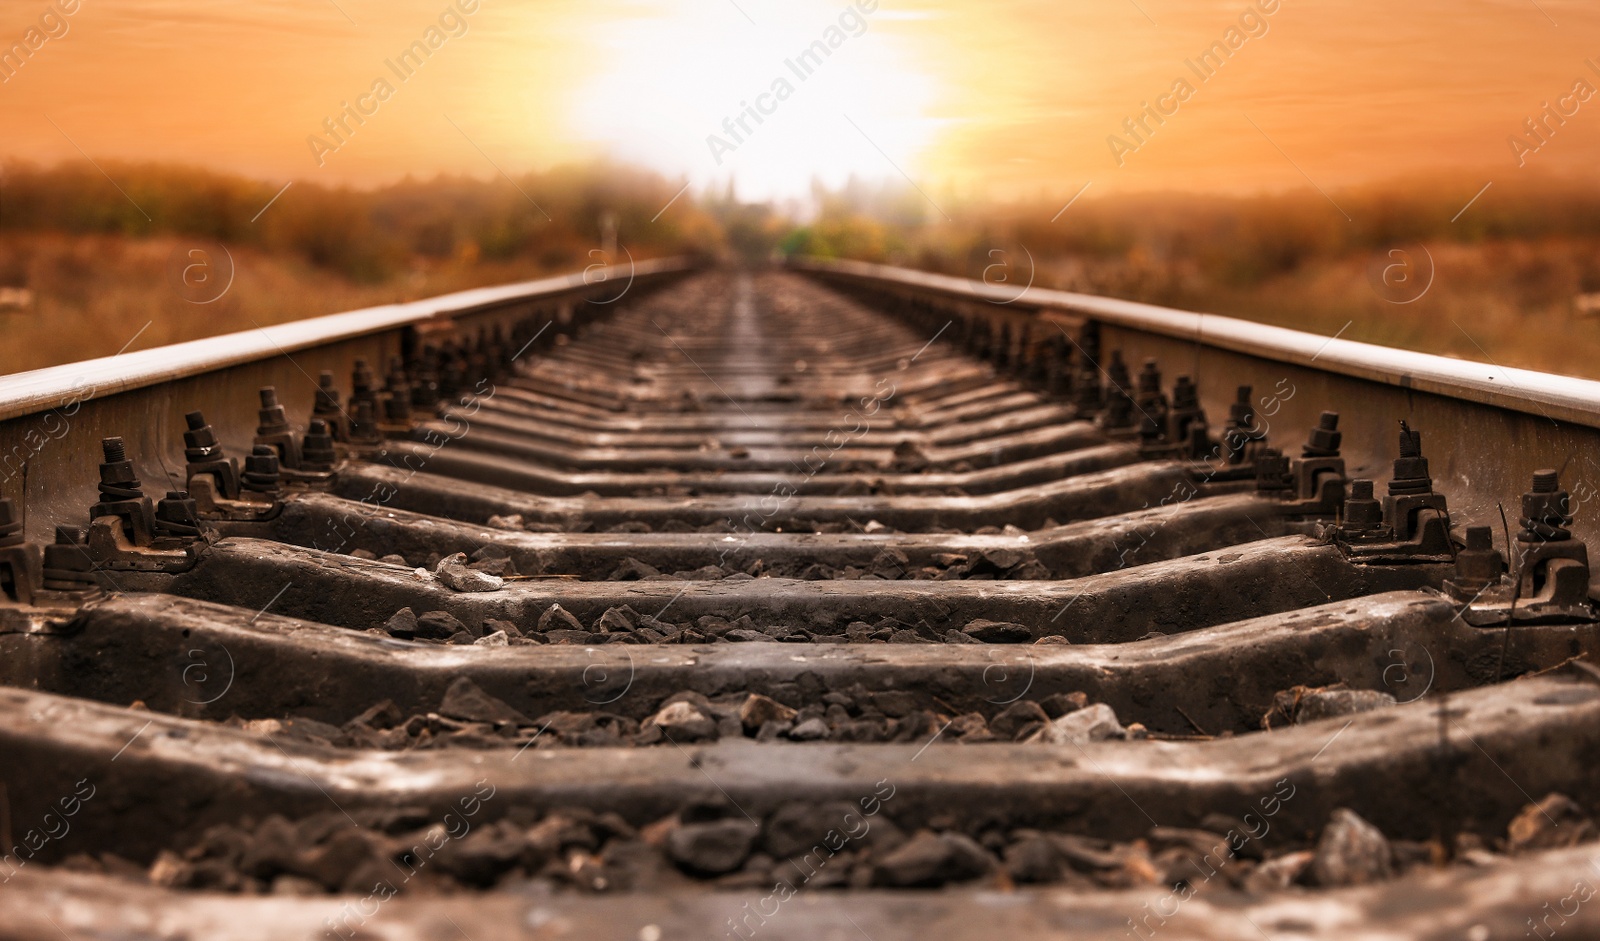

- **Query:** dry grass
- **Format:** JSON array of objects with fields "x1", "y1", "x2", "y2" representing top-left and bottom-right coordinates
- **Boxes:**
[
  {"x1": 0, "y1": 232, "x2": 632, "y2": 374},
  {"x1": 1030, "y1": 238, "x2": 1600, "y2": 380},
  {"x1": 784, "y1": 175, "x2": 1600, "y2": 381},
  {"x1": 0, "y1": 159, "x2": 717, "y2": 373}
]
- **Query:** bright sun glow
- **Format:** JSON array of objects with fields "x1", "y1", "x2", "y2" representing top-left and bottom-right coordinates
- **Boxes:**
[{"x1": 570, "y1": 0, "x2": 940, "y2": 205}]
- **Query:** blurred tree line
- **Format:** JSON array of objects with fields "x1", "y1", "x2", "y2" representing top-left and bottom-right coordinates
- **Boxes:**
[
  {"x1": 0, "y1": 160, "x2": 719, "y2": 282},
  {"x1": 779, "y1": 173, "x2": 1600, "y2": 298}
]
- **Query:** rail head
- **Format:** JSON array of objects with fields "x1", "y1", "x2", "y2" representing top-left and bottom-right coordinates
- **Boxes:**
[
  {"x1": 0, "y1": 257, "x2": 696, "y2": 424},
  {"x1": 791, "y1": 256, "x2": 1600, "y2": 431}
]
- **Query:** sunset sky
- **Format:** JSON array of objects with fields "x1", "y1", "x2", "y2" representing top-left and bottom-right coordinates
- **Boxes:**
[{"x1": 3, "y1": 0, "x2": 1599, "y2": 206}]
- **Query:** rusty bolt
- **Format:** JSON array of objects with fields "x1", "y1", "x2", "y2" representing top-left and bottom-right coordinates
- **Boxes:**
[
  {"x1": 1136, "y1": 358, "x2": 1162, "y2": 397},
  {"x1": 1454, "y1": 525, "x2": 1503, "y2": 591},
  {"x1": 1228, "y1": 386, "x2": 1253, "y2": 424},
  {"x1": 350, "y1": 399, "x2": 380, "y2": 442},
  {"x1": 241, "y1": 445, "x2": 282, "y2": 494},
  {"x1": 1344, "y1": 479, "x2": 1384, "y2": 530},
  {"x1": 257, "y1": 387, "x2": 291, "y2": 437},
  {"x1": 1519, "y1": 468, "x2": 1573, "y2": 542},
  {"x1": 1388, "y1": 421, "x2": 1432, "y2": 496},
  {"x1": 301, "y1": 420, "x2": 337, "y2": 471},
  {"x1": 1172, "y1": 376, "x2": 1199, "y2": 412},
  {"x1": 98, "y1": 437, "x2": 142, "y2": 501},
  {"x1": 1254, "y1": 448, "x2": 1293, "y2": 493},
  {"x1": 154, "y1": 490, "x2": 203, "y2": 539},
  {"x1": 183, "y1": 412, "x2": 224, "y2": 461},
  {"x1": 1302, "y1": 411, "x2": 1341, "y2": 458},
  {"x1": 41, "y1": 525, "x2": 97, "y2": 592}
]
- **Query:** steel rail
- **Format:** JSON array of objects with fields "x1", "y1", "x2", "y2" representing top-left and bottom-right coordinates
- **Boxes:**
[
  {"x1": 792, "y1": 256, "x2": 1600, "y2": 545},
  {"x1": 791, "y1": 256, "x2": 1600, "y2": 429},
  {"x1": 0, "y1": 258, "x2": 696, "y2": 537},
  {"x1": 0, "y1": 257, "x2": 693, "y2": 423}
]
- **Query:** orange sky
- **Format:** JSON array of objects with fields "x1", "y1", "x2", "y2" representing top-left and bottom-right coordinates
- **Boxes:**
[{"x1": 2, "y1": 0, "x2": 1599, "y2": 204}]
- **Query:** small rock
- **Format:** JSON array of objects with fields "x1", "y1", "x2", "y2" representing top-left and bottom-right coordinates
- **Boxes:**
[
  {"x1": 947, "y1": 712, "x2": 993, "y2": 742},
  {"x1": 538, "y1": 604, "x2": 585, "y2": 633},
  {"x1": 383, "y1": 607, "x2": 419, "y2": 639},
  {"x1": 1033, "y1": 635, "x2": 1070, "y2": 646},
  {"x1": 433, "y1": 819, "x2": 524, "y2": 886},
  {"x1": 1310, "y1": 808, "x2": 1392, "y2": 887},
  {"x1": 147, "y1": 850, "x2": 189, "y2": 887},
  {"x1": 763, "y1": 801, "x2": 862, "y2": 858},
  {"x1": 981, "y1": 547, "x2": 1026, "y2": 570},
  {"x1": 270, "y1": 874, "x2": 324, "y2": 895},
  {"x1": 1028, "y1": 703, "x2": 1124, "y2": 745},
  {"x1": 740, "y1": 694, "x2": 798, "y2": 731},
  {"x1": 1005, "y1": 833, "x2": 1065, "y2": 883},
  {"x1": 873, "y1": 831, "x2": 993, "y2": 887},
  {"x1": 1507, "y1": 793, "x2": 1596, "y2": 852},
  {"x1": 873, "y1": 690, "x2": 918, "y2": 718},
  {"x1": 475, "y1": 630, "x2": 509, "y2": 647},
  {"x1": 595, "y1": 606, "x2": 639, "y2": 633},
  {"x1": 1039, "y1": 691, "x2": 1088, "y2": 718},
  {"x1": 483, "y1": 618, "x2": 523, "y2": 638},
  {"x1": 486, "y1": 514, "x2": 524, "y2": 530},
  {"x1": 434, "y1": 552, "x2": 504, "y2": 592},
  {"x1": 788, "y1": 717, "x2": 831, "y2": 741},
  {"x1": 647, "y1": 701, "x2": 718, "y2": 741},
  {"x1": 609, "y1": 558, "x2": 662, "y2": 581},
  {"x1": 414, "y1": 610, "x2": 467, "y2": 641},
  {"x1": 348, "y1": 699, "x2": 403, "y2": 731},
  {"x1": 377, "y1": 554, "x2": 407, "y2": 566},
  {"x1": 989, "y1": 701, "x2": 1049, "y2": 740},
  {"x1": 296, "y1": 828, "x2": 384, "y2": 891},
  {"x1": 729, "y1": 629, "x2": 777, "y2": 643},
  {"x1": 438, "y1": 677, "x2": 530, "y2": 727},
  {"x1": 543, "y1": 629, "x2": 598, "y2": 645},
  {"x1": 1243, "y1": 849, "x2": 1314, "y2": 892},
  {"x1": 667, "y1": 819, "x2": 760, "y2": 875},
  {"x1": 961, "y1": 619, "x2": 1033, "y2": 644},
  {"x1": 1294, "y1": 687, "x2": 1396, "y2": 724},
  {"x1": 469, "y1": 556, "x2": 517, "y2": 577}
]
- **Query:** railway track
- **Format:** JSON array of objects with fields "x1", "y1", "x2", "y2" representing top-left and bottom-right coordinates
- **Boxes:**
[{"x1": 3, "y1": 260, "x2": 1600, "y2": 939}]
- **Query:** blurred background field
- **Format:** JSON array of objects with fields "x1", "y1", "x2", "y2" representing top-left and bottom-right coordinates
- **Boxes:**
[
  {"x1": 4, "y1": 161, "x2": 1600, "y2": 380},
  {"x1": 0, "y1": 161, "x2": 720, "y2": 373}
]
